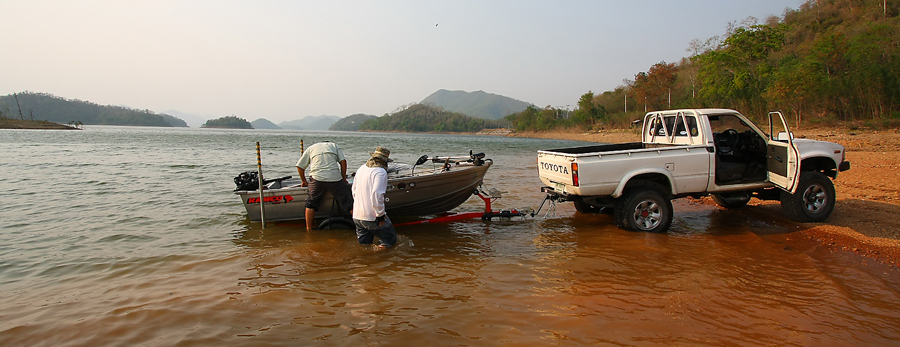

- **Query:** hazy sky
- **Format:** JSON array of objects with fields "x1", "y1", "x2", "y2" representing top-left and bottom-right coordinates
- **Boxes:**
[{"x1": 1, "y1": 0, "x2": 802, "y2": 123}]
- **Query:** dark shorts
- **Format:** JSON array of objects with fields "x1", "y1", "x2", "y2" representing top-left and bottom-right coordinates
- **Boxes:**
[{"x1": 306, "y1": 178, "x2": 353, "y2": 214}]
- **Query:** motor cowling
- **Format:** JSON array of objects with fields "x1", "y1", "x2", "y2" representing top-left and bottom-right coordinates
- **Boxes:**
[{"x1": 234, "y1": 171, "x2": 260, "y2": 191}]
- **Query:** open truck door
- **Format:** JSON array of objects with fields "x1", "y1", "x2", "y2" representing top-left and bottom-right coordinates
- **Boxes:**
[{"x1": 766, "y1": 111, "x2": 800, "y2": 193}]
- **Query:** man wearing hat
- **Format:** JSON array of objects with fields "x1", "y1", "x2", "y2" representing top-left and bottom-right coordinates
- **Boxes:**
[
  {"x1": 296, "y1": 141, "x2": 354, "y2": 231},
  {"x1": 351, "y1": 146, "x2": 397, "y2": 248}
]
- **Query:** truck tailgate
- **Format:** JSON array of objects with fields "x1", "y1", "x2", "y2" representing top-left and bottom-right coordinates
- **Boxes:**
[{"x1": 538, "y1": 142, "x2": 645, "y2": 187}]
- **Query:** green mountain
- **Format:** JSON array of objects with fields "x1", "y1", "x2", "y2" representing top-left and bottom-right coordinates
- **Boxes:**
[
  {"x1": 359, "y1": 104, "x2": 504, "y2": 133},
  {"x1": 421, "y1": 89, "x2": 533, "y2": 120},
  {"x1": 279, "y1": 115, "x2": 341, "y2": 130},
  {"x1": 0, "y1": 92, "x2": 184, "y2": 127},
  {"x1": 251, "y1": 118, "x2": 281, "y2": 129},
  {"x1": 159, "y1": 113, "x2": 189, "y2": 127},
  {"x1": 163, "y1": 109, "x2": 208, "y2": 128},
  {"x1": 329, "y1": 113, "x2": 377, "y2": 131}
]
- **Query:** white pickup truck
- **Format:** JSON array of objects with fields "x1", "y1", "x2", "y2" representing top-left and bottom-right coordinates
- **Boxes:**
[{"x1": 537, "y1": 108, "x2": 851, "y2": 233}]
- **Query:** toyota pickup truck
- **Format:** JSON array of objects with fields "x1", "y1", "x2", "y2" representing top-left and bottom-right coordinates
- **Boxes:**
[{"x1": 537, "y1": 108, "x2": 851, "y2": 232}]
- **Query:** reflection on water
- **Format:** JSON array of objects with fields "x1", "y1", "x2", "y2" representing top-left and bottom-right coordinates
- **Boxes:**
[{"x1": 1, "y1": 127, "x2": 899, "y2": 346}]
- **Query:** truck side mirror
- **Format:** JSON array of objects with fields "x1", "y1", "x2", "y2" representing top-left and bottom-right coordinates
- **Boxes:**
[{"x1": 776, "y1": 131, "x2": 793, "y2": 141}]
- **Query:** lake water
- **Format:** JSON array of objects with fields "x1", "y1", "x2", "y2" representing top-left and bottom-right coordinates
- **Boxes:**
[{"x1": 1, "y1": 126, "x2": 898, "y2": 346}]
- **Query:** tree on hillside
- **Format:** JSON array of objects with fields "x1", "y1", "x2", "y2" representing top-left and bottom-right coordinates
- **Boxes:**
[
  {"x1": 629, "y1": 62, "x2": 678, "y2": 111},
  {"x1": 571, "y1": 92, "x2": 608, "y2": 130},
  {"x1": 694, "y1": 24, "x2": 787, "y2": 119}
]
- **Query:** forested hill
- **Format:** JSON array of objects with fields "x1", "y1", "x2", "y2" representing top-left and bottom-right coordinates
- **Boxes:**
[
  {"x1": 508, "y1": 0, "x2": 900, "y2": 133},
  {"x1": 421, "y1": 89, "x2": 532, "y2": 120},
  {"x1": 0, "y1": 92, "x2": 186, "y2": 127},
  {"x1": 329, "y1": 113, "x2": 377, "y2": 131},
  {"x1": 359, "y1": 104, "x2": 505, "y2": 133},
  {"x1": 681, "y1": 0, "x2": 900, "y2": 124}
]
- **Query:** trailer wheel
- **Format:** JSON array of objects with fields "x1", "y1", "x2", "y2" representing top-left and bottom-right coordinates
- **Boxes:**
[
  {"x1": 318, "y1": 217, "x2": 355, "y2": 230},
  {"x1": 711, "y1": 192, "x2": 751, "y2": 209},
  {"x1": 614, "y1": 188, "x2": 673, "y2": 233},
  {"x1": 781, "y1": 171, "x2": 835, "y2": 222}
]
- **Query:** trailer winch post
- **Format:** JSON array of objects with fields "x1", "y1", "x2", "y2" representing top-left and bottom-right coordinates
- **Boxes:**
[{"x1": 256, "y1": 141, "x2": 266, "y2": 229}]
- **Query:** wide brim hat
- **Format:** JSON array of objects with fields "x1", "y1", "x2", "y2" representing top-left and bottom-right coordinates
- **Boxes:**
[{"x1": 369, "y1": 146, "x2": 393, "y2": 162}]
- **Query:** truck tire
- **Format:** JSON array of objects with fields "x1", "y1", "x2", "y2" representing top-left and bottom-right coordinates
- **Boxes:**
[
  {"x1": 780, "y1": 171, "x2": 836, "y2": 222},
  {"x1": 711, "y1": 192, "x2": 751, "y2": 209},
  {"x1": 614, "y1": 188, "x2": 673, "y2": 233}
]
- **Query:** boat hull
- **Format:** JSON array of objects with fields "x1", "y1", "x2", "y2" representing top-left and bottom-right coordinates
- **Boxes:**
[{"x1": 236, "y1": 160, "x2": 491, "y2": 222}]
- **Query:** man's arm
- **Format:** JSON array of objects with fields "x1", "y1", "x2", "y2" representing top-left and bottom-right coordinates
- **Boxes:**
[
  {"x1": 297, "y1": 167, "x2": 308, "y2": 187},
  {"x1": 372, "y1": 169, "x2": 388, "y2": 222},
  {"x1": 339, "y1": 159, "x2": 348, "y2": 183},
  {"x1": 296, "y1": 151, "x2": 310, "y2": 187}
]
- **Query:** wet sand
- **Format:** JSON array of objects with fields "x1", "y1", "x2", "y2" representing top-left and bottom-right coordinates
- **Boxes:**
[{"x1": 506, "y1": 127, "x2": 900, "y2": 268}]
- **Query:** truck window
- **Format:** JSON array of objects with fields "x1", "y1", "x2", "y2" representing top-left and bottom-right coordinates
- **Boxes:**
[
  {"x1": 648, "y1": 116, "x2": 668, "y2": 136},
  {"x1": 648, "y1": 115, "x2": 698, "y2": 137},
  {"x1": 673, "y1": 116, "x2": 699, "y2": 137}
]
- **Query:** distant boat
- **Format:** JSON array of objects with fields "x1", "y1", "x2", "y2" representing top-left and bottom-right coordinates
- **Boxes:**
[{"x1": 234, "y1": 152, "x2": 492, "y2": 223}]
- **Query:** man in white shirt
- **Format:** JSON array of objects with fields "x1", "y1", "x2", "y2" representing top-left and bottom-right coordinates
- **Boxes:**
[
  {"x1": 296, "y1": 141, "x2": 353, "y2": 231},
  {"x1": 351, "y1": 147, "x2": 397, "y2": 248}
]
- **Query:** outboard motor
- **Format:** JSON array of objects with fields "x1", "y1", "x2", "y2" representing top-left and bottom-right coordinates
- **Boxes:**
[
  {"x1": 469, "y1": 151, "x2": 486, "y2": 166},
  {"x1": 234, "y1": 171, "x2": 260, "y2": 191}
]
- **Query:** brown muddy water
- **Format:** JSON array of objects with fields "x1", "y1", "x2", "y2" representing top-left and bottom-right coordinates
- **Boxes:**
[{"x1": 1, "y1": 127, "x2": 898, "y2": 346}]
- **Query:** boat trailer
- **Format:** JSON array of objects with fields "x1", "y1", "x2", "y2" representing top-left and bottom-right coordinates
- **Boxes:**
[{"x1": 392, "y1": 184, "x2": 528, "y2": 226}]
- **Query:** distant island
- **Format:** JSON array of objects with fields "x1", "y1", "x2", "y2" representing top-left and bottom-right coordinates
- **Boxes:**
[{"x1": 202, "y1": 115, "x2": 253, "y2": 129}]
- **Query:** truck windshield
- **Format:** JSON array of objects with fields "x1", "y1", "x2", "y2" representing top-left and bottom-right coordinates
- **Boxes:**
[{"x1": 708, "y1": 115, "x2": 752, "y2": 134}]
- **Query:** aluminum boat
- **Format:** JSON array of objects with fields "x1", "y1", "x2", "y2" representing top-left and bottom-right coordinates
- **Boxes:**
[{"x1": 234, "y1": 153, "x2": 492, "y2": 223}]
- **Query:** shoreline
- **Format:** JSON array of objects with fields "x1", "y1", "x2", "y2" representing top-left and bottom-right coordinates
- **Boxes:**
[
  {"x1": 507, "y1": 127, "x2": 900, "y2": 268},
  {"x1": 0, "y1": 118, "x2": 81, "y2": 130}
]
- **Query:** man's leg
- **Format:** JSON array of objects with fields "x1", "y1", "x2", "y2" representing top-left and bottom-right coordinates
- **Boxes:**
[
  {"x1": 354, "y1": 219, "x2": 375, "y2": 244},
  {"x1": 375, "y1": 217, "x2": 398, "y2": 247},
  {"x1": 305, "y1": 208, "x2": 315, "y2": 231},
  {"x1": 305, "y1": 178, "x2": 324, "y2": 231},
  {"x1": 333, "y1": 181, "x2": 354, "y2": 216}
]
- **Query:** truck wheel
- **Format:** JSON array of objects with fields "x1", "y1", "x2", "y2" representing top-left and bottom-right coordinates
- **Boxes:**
[
  {"x1": 614, "y1": 188, "x2": 673, "y2": 233},
  {"x1": 711, "y1": 192, "x2": 751, "y2": 209},
  {"x1": 780, "y1": 171, "x2": 835, "y2": 222}
]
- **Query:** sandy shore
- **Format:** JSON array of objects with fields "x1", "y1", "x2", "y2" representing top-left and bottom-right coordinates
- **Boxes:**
[{"x1": 507, "y1": 127, "x2": 900, "y2": 267}]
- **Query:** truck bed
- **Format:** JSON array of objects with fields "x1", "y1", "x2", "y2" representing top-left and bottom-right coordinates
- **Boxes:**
[{"x1": 541, "y1": 142, "x2": 645, "y2": 155}]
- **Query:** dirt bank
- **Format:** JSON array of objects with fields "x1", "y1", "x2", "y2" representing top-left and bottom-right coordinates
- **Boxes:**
[{"x1": 511, "y1": 127, "x2": 900, "y2": 267}]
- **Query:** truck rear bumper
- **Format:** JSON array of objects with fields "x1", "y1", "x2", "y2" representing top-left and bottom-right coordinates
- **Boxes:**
[{"x1": 541, "y1": 186, "x2": 571, "y2": 199}]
